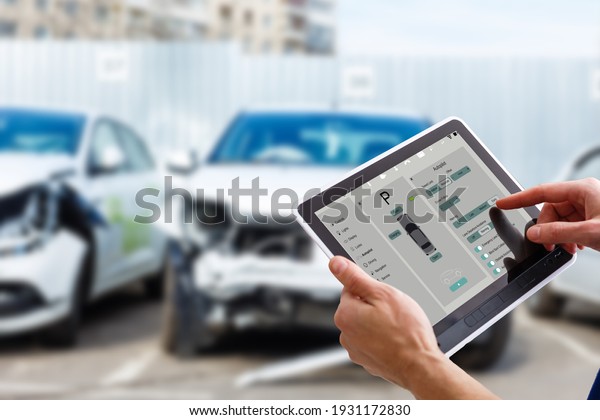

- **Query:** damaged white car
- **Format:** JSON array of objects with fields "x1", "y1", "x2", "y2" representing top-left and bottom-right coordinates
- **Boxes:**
[
  {"x1": 0, "y1": 107, "x2": 169, "y2": 347},
  {"x1": 162, "y1": 108, "x2": 433, "y2": 353},
  {"x1": 163, "y1": 108, "x2": 515, "y2": 370}
]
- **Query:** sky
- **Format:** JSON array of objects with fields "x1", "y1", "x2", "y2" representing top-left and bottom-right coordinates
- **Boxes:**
[{"x1": 338, "y1": 0, "x2": 600, "y2": 57}]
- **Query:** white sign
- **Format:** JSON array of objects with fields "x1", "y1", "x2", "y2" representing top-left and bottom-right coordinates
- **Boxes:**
[
  {"x1": 96, "y1": 50, "x2": 130, "y2": 83},
  {"x1": 341, "y1": 65, "x2": 376, "y2": 100}
]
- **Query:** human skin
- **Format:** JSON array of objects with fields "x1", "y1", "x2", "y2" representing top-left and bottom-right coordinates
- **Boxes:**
[{"x1": 330, "y1": 178, "x2": 600, "y2": 399}]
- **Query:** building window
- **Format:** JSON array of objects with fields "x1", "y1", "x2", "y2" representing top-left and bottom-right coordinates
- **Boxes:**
[
  {"x1": 95, "y1": 5, "x2": 109, "y2": 22},
  {"x1": 290, "y1": 15, "x2": 304, "y2": 30},
  {"x1": 306, "y1": 24, "x2": 333, "y2": 54},
  {"x1": 309, "y1": 0, "x2": 331, "y2": 12},
  {"x1": 0, "y1": 20, "x2": 16, "y2": 37},
  {"x1": 35, "y1": 0, "x2": 47, "y2": 10},
  {"x1": 34, "y1": 25, "x2": 49, "y2": 38},
  {"x1": 64, "y1": 1, "x2": 78, "y2": 16},
  {"x1": 220, "y1": 5, "x2": 232, "y2": 21},
  {"x1": 244, "y1": 10, "x2": 253, "y2": 26}
]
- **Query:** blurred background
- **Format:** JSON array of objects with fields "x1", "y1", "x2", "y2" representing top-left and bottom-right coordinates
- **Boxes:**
[{"x1": 1, "y1": 0, "x2": 600, "y2": 400}]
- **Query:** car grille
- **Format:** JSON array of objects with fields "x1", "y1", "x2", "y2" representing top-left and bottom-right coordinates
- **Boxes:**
[
  {"x1": 0, "y1": 283, "x2": 45, "y2": 317},
  {"x1": 233, "y1": 222, "x2": 313, "y2": 261}
]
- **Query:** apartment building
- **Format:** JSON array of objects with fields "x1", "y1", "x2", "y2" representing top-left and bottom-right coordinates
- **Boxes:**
[
  {"x1": 0, "y1": 0, "x2": 336, "y2": 54},
  {"x1": 204, "y1": 0, "x2": 336, "y2": 54}
]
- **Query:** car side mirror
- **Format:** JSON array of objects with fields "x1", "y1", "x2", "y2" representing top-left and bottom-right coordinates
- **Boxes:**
[
  {"x1": 97, "y1": 145, "x2": 126, "y2": 174},
  {"x1": 167, "y1": 150, "x2": 199, "y2": 174}
]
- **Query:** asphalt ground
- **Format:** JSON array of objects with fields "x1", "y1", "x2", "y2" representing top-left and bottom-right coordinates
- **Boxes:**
[{"x1": 0, "y1": 288, "x2": 598, "y2": 400}]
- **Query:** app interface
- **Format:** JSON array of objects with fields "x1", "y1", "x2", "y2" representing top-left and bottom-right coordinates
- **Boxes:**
[{"x1": 315, "y1": 132, "x2": 531, "y2": 324}]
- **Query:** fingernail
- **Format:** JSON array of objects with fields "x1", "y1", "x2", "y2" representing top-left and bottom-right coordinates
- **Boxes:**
[
  {"x1": 330, "y1": 257, "x2": 348, "y2": 275},
  {"x1": 527, "y1": 226, "x2": 541, "y2": 241}
]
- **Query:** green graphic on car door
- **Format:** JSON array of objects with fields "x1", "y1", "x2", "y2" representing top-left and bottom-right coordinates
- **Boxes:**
[{"x1": 106, "y1": 196, "x2": 150, "y2": 254}]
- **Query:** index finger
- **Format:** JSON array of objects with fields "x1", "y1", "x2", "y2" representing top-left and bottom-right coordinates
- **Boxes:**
[{"x1": 496, "y1": 182, "x2": 581, "y2": 210}]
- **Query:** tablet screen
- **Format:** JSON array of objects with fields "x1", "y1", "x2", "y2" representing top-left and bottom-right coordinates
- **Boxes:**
[{"x1": 314, "y1": 131, "x2": 532, "y2": 325}]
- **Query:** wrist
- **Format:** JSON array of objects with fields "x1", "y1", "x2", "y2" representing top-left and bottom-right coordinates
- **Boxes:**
[
  {"x1": 401, "y1": 348, "x2": 448, "y2": 393},
  {"x1": 400, "y1": 349, "x2": 498, "y2": 399}
]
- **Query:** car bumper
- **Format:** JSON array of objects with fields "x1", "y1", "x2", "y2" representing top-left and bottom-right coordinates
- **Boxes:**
[
  {"x1": 0, "y1": 230, "x2": 86, "y2": 336},
  {"x1": 0, "y1": 301, "x2": 71, "y2": 335},
  {"x1": 193, "y1": 252, "x2": 341, "y2": 301},
  {"x1": 190, "y1": 252, "x2": 341, "y2": 330}
]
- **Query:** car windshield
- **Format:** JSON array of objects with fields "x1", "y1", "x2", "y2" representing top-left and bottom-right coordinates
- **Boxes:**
[
  {"x1": 208, "y1": 113, "x2": 431, "y2": 166},
  {"x1": 0, "y1": 109, "x2": 86, "y2": 156}
]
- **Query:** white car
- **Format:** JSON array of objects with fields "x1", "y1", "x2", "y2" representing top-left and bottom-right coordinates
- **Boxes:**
[
  {"x1": 528, "y1": 146, "x2": 600, "y2": 316},
  {"x1": 0, "y1": 107, "x2": 169, "y2": 346}
]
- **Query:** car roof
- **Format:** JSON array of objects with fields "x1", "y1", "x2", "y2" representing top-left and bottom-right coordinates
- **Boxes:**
[
  {"x1": 0, "y1": 101, "x2": 98, "y2": 115},
  {"x1": 0, "y1": 104, "x2": 140, "y2": 128},
  {"x1": 239, "y1": 104, "x2": 428, "y2": 120}
]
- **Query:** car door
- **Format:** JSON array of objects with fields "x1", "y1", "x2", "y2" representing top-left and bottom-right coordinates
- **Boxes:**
[
  {"x1": 112, "y1": 122, "x2": 165, "y2": 280},
  {"x1": 85, "y1": 119, "x2": 134, "y2": 296}
]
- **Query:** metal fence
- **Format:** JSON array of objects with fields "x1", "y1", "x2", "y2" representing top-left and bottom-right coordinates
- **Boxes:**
[{"x1": 1, "y1": 41, "x2": 599, "y2": 186}]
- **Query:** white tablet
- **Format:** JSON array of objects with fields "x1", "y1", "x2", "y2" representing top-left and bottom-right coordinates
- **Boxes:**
[{"x1": 296, "y1": 117, "x2": 576, "y2": 356}]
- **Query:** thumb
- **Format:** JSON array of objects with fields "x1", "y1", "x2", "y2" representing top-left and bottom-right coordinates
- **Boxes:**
[
  {"x1": 527, "y1": 220, "x2": 599, "y2": 249},
  {"x1": 329, "y1": 256, "x2": 379, "y2": 299}
]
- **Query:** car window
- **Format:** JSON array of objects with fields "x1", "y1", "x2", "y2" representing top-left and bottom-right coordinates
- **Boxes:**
[
  {"x1": 208, "y1": 113, "x2": 431, "y2": 166},
  {"x1": 88, "y1": 121, "x2": 128, "y2": 176},
  {"x1": 116, "y1": 124, "x2": 155, "y2": 172},
  {"x1": 0, "y1": 108, "x2": 85, "y2": 156}
]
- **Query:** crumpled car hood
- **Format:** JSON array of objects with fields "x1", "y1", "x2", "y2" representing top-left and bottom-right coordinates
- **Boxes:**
[{"x1": 0, "y1": 153, "x2": 74, "y2": 196}]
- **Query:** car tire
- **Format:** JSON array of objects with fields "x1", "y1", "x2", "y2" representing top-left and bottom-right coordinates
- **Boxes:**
[
  {"x1": 161, "y1": 243, "x2": 218, "y2": 358},
  {"x1": 40, "y1": 249, "x2": 92, "y2": 348},
  {"x1": 450, "y1": 314, "x2": 512, "y2": 371},
  {"x1": 527, "y1": 287, "x2": 566, "y2": 318}
]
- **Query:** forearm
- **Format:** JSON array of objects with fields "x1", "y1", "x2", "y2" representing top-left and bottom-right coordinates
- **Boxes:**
[{"x1": 402, "y1": 351, "x2": 499, "y2": 400}]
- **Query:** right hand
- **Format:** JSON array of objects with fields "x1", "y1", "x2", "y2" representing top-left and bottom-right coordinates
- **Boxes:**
[{"x1": 496, "y1": 177, "x2": 600, "y2": 253}]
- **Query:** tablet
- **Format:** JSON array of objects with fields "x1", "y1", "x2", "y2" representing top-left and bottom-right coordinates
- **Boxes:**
[{"x1": 295, "y1": 117, "x2": 576, "y2": 356}]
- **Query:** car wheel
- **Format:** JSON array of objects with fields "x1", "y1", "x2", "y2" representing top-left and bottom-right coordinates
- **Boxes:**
[
  {"x1": 450, "y1": 314, "x2": 512, "y2": 371},
  {"x1": 40, "y1": 249, "x2": 92, "y2": 348},
  {"x1": 161, "y1": 243, "x2": 218, "y2": 358},
  {"x1": 527, "y1": 287, "x2": 566, "y2": 318}
]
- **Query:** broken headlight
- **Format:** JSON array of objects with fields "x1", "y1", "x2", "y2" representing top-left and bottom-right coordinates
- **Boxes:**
[{"x1": 0, "y1": 184, "x2": 59, "y2": 256}]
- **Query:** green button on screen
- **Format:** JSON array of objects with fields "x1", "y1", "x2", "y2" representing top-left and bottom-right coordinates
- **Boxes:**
[
  {"x1": 391, "y1": 205, "x2": 403, "y2": 216},
  {"x1": 388, "y1": 230, "x2": 401, "y2": 240},
  {"x1": 429, "y1": 252, "x2": 442, "y2": 262},
  {"x1": 450, "y1": 166, "x2": 471, "y2": 181},
  {"x1": 449, "y1": 277, "x2": 468, "y2": 292}
]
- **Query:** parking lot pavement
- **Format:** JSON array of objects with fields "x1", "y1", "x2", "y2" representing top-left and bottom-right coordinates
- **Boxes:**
[{"x1": 0, "y1": 290, "x2": 598, "y2": 400}]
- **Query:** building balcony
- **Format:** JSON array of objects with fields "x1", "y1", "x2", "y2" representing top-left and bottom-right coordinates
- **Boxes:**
[
  {"x1": 284, "y1": 26, "x2": 305, "y2": 43},
  {"x1": 125, "y1": 0, "x2": 207, "y2": 25}
]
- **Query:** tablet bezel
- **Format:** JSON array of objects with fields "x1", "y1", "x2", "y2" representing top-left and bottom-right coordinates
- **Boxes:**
[{"x1": 295, "y1": 117, "x2": 576, "y2": 356}]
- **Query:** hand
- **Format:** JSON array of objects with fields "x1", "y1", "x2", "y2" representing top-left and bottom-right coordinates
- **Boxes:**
[
  {"x1": 496, "y1": 178, "x2": 600, "y2": 254},
  {"x1": 329, "y1": 256, "x2": 498, "y2": 399},
  {"x1": 489, "y1": 207, "x2": 541, "y2": 271}
]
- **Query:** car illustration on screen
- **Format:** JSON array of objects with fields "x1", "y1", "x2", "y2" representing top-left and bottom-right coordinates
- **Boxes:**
[{"x1": 398, "y1": 214, "x2": 436, "y2": 256}]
